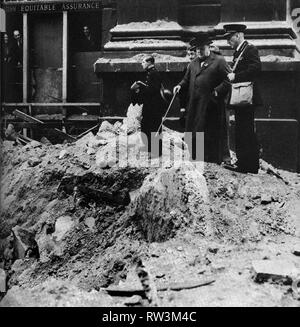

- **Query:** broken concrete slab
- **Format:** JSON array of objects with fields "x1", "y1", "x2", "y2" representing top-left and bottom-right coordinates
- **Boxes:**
[
  {"x1": 252, "y1": 260, "x2": 300, "y2": 284},
  {"x1": 84, "y1": 217, "x2": 96, "y2": 231},
  {"x1": 129, "y1": 161, "x2": 209, "y2": 242},
  {"x1": 12, "y1": 226, "x2": 37, "y2": 260},
  {"x1": 28, "y1": 157, "x2": 42, "y2": 167},
  {"x1": 40, "y1": 137, "x2": 52, "y2": 145},
  {"x1": 261, "y1": 194, "x2": 273, "y2": 205},
  {"x1": 0, "y1": 268, "x2": 6, "y2": 293},
  {"x1": 98, "y1": 121, "x2": 116, "y2": 134},
  {"x1": 53, "y1": 216, "x2": 75, "y2": 242},
  {"x1": 123, "y1": 295, "x2": 143, "y2": 306},
  {"x1": 292, "y1": 247, "x2": 300, "y2": 257},
  {"x1": 59, "y1": 150, "x2": 68, "y2": 160},
  {"x1": 75, "y1": 132, "x2": 96, "y2": 150}
]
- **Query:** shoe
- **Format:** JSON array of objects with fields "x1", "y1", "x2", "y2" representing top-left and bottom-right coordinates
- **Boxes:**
[
  {"x1": 224, "y1": 164, "x2": 258, "y2": 174},
  {"x1": 222, "y1": 163, "x2": 238, "y2": 171}
]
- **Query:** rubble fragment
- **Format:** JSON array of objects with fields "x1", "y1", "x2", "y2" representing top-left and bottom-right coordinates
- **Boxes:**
[
  {"x1": 0, "y1": 269, "x2": 6, "y2": 293},
  {"x1": 123, "y1": 295, "x2": 143, "y2": 306},
  {"x1": 12, "y1": 227, "x2": 38, "y2": 260},
  {"x1": 252, "y1": 260, "x2": 299, "y2": 284}
]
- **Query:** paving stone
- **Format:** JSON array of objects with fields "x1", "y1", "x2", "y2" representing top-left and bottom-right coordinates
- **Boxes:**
[{"x1": 252, "y1": 260, "x2": 300, "y2": 284}]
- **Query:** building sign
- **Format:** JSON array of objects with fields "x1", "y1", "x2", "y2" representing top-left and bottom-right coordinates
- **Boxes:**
[
  {"x1": 0, "y1": 8, "x2": 6, "y2": 31},
  {"x1": 2, "y1": 0, "x2": 109, "y2": 13}
]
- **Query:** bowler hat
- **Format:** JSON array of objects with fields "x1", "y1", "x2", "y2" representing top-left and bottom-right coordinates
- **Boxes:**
[
  {"x1": 223, "y1": 24, "x2": 247, "y2": 38},
  {"x1": 194, "y1": 32, "x2": 213, "y2": 47}
]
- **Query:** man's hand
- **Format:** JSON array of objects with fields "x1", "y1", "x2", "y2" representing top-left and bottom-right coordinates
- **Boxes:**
[
  {"x1": 173, "y1": 85, "x2": 181, "y2": 94},
  {"x1": 179, "y1": 108, "x2": 186, "y2": 128},
  {"x1": 227, "y1": 73, "x2": 235, "y2": 82},
  {"x1": 131, "y1": 82, "x2": 140, "y2": 91}
]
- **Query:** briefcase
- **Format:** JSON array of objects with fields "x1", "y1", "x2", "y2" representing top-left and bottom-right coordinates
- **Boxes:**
[{"x1": 230, "y1": 81, "x2": 253, "y2": 106}]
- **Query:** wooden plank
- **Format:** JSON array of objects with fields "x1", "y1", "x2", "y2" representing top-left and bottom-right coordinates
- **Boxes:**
[
  {"x1": 13, "y1": 109, "x2": 77, "y2": 141},
  {"x1": 3, "y1": 103, "x2": 101, "y2": 106},
  {"x1": 76, "y1": 124, "x2": 100, "y2": 139},
  {"x1": 105, "y1": 278, "x2": 216, "y2": 297}
]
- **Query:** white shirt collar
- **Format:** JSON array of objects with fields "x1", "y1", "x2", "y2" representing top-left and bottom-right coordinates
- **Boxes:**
[{"x1": 237, "y1": 40, "x2": 246, "y2": 52}]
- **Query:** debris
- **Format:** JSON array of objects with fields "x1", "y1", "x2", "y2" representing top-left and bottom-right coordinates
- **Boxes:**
[
  {"x1": 177, "y1": 246, "x2": 183, "y2": 252},
  {"x1": 208, "y1": 247, "x2": 219, "y2": 254},
  {"x1": 129, "y1": 161, "x2": 209, "y2": 242},
  {"x1": 75, "y1": 132, "x2": 96, "y2": 150},
  {"x1": 198, "y1": 268, "x2": 206, "y2": 275},
  {"x1": 4, "y1": 124, "x2": 18, "y2": 142},
  {"x1": 13, "y1": 109, "x2": 76, "y2": 142},
  {"x1": 120, "y1": 103, "x2": 142, "y2": 135},
  {"x1": 260, "y1": 159, "x2": 289, "y2": 185},
  {"x1": 292, "y1": 277, "x2": 300, "y2": 299},
  {"x1": 252, "y1": 260, "x2": 299, "y2": 284},
  {"x1": 292, "y1": 248, "x2": 300, "y2": 257},
  {"x1": 135, "y1": 257, "x2": 160, "y2": 307},
  {"x1": 98, "y1": 121, "x2": 116, "y2": 134},
  {"x1": 105, "y1": 278, "x2": 215, "y2": 296},
  {"x1": 211, "y1": 264, "x2": 226, "y2": 273},
  {"x1": 0, "y1": 278, "x2": 112, "y2": 307},
  {"x1": 157, "y1": 278, "x2": 215, "y2": 291},
  {"x1": 261, "y1": 194, "x2": 272, "y2": 205},
  {"x1": 28, "y1": 140, "x2": 42, "y2": 149},
  {"x1": 87, "y1": 148, "x2": 96, "y2": 155},
  {"x1": 155, "y1": 273, "x2": 165, "y2": 279},
  {"x1": 123, "y1": 295, "x2": 143, "y2": 306},
  {"x1": 40, "y1": 137, "x2": 52, "y2": 145},
  {"x1": 53, "y1": 216, "x2": 74, "y2": 242},
  {"x1": 28, "y1": 157, "x2": 42, "y2": 167},
  {"x1": 59, "y1": 150, "x2": 68, "y2": 160},
  {"x1": 0, "y1": 268, "x2": 6, "y2": 293},
  {"x1": 12, "y1": 226, "x2": 38, "y2": 260},
  {"x1": 245, "y1": 202, "x2": 254, "y2": 210},
  {"x1": 84, "y1": 217, "x2": 96, "y2": 231},
  {"x1": 76, "y1": 124, "x2": 100, "y2": 140}
]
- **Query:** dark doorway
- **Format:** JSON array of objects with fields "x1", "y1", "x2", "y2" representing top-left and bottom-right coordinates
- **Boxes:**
[
  {"x1": 29, "y1": 13, "x2": 63, "y2": 104},
  {"x1": 68, "y1": 12, "x2": 102, "y2": 103}
]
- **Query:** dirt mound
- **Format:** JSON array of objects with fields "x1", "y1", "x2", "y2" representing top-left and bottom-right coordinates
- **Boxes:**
[
  {"x1": 129, "y1": 162, "x2": 210, "y2": 242},
  {"x1": 0, "y1": 278, "x2": 112, "y2": 307}
]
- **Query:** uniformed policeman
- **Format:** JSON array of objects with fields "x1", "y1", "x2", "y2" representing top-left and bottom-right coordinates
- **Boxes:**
[{"x1": 223, "y1": 24, "x2": 263, "y2": 174}]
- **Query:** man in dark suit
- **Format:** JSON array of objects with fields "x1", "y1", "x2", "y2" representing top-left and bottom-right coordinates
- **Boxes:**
[
  {"x1": 223, "y1": 24, "x2": 262, "y2": 174},
  {"x1": 174, "y1": 33, "x2": 231, "y2": 163},
  {"x1": 131, "y1": 55, "x2": 166, "y2": 157},
  {"x1": 11, "y1": 30, "x2": 23, "y2": 67},
  {"x1": 80, "y1": 26, "x2": 97, "y2": 52}
]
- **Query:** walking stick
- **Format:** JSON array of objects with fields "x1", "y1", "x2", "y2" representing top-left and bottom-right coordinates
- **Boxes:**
[{"x1": 155, "y1": 89, "x2": 179, "y2": 137}]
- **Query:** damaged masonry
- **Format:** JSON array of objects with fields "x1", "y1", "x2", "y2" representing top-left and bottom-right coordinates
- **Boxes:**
[{"x1": 1, "y1": 0, "x2": 300, "y2": 308}]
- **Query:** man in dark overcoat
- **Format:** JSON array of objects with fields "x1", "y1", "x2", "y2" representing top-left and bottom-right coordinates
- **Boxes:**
[
  {"x1": 174, "y1": 33, "x2": 231, "y2": 163},
  {"x1": 179, "y1": 42, "x2": 198, "y2": 125},
  {"x1": 224, "y1": 24, "x2": 262, "y2": 174},
  {"x1": 131, "y1": 55, "x2": 166, "y2": 156}
]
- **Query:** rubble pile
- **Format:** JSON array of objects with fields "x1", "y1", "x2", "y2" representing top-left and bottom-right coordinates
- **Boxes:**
[{"x1": 1, "y1": 107, "x2": 300, "y2": 306}]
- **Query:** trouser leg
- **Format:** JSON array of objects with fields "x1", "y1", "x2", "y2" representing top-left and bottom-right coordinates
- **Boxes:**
[{"x1": 235, "y1": 107, "x2": 259, "y2": 172}]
